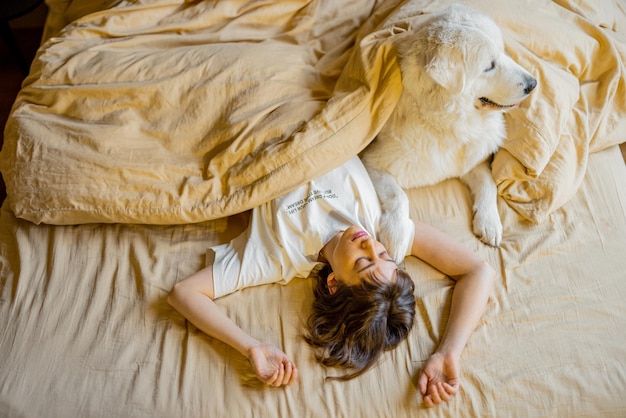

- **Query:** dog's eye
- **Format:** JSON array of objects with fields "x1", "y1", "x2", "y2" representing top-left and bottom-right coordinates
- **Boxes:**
[{"x1": 484, "y1": 60, "x2": 496, "y2": 72}]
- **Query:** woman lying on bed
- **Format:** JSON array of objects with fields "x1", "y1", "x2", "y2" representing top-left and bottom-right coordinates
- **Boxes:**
[{"x1": 167, "y1": 156, "x2": 495, "y2": 408}]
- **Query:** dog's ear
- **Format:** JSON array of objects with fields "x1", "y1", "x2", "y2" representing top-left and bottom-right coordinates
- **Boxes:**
[{"x1": 424, "y1": 46, "x2": 466, "y2": 94}]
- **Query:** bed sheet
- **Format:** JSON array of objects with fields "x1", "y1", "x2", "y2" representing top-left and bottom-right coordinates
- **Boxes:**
[{"x1": 1, "y1": 145, "x2": 625, "y2": 418}]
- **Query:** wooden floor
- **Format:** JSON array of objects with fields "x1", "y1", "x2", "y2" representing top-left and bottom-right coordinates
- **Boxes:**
[{"x1": 0, "y1": 26, "x2": 43, "y2": 205}]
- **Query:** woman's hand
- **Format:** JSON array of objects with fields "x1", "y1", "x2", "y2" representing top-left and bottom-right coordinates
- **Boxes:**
[
  {"x1": 248, "y1": 344, "x2": 298, "y2": 387},
  {"x1": 168, "y1": 266, "x2": 298, "y2": 388},
  {"x1": 417, "y1": 351, "x2": 460, "y2": 407},
  {"x1": 409, "y1": 221, "x2": 495, "y2": 407}
]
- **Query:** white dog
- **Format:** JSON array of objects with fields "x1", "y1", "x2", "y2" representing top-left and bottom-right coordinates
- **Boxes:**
[{"x1": 362, "y1": 4, "x2": 536, "y2": 260}]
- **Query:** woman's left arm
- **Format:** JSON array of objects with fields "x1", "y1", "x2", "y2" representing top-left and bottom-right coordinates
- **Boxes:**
[{"x1": 408, "y1": 221, "x2": 496, "y2": 407}]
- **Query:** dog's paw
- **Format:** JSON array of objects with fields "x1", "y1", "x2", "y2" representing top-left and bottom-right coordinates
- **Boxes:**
[
  {"x1": 472, "y1": 208, "x2": 503, "y2": 247},
  {"x1": 379, "y1": 212, "x2": 413, "y2": 264}
]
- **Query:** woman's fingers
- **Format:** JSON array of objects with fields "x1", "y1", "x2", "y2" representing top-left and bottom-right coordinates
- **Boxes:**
[
  {"x1": 428, "y1": 384, "x2": 442, "y2": 404},
  {"x1": 263, "y1": 368, "x2": 279, "y2": 386},
  {"x1": 417, "y1": 372, "x2": 429, "y2": 395},
  {"x1": 443, "y1": 382, "x2": 459, "y2": 394},
  {"x1": 261, "y1": 361, "x2": 300, "y2": 387},
  {"x1": 272, "y1": 363, "x2": 285, "y2": 387},
  {"x1": 437, "y1": 383, "x2": 451, "y2": 402},
  {"x1": 423, "y1": 382, "x2": 458, "y2": 407},
  {"x1": 271, "y1": 362, "x2": 296, "y2": 387},
  {"x1": 280, "y1": 362, "x2": 293, "y2": 386}
]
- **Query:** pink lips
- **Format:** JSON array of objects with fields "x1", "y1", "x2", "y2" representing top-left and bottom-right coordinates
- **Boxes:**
[{"x1": 352, "y1": 230, "x2": 369, "y2": 241}]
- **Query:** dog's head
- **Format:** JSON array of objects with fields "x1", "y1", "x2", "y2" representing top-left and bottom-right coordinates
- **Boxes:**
[{"x1": 402, "y1": 4, "x2": 537, "y2": 111}]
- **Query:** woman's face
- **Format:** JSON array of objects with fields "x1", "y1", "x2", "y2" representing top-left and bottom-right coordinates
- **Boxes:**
[{"x1": 325, "y1": 225, "x2": 398, "y2": 290}]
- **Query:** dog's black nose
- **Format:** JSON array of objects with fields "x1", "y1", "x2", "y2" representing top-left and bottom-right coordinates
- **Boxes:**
[{"x1": 524, "y1": 77, "x2": 537, "y2": 95}]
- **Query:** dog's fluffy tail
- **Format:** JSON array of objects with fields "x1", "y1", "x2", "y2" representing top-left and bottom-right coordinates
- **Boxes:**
[{"x1": 364, "y1": 164, "x2": 414, "y2": 264}]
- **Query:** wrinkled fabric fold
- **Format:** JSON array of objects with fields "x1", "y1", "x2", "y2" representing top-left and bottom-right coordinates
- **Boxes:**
[{"x1": 1, "y1": 0, "x2": 625, "y2": 225}]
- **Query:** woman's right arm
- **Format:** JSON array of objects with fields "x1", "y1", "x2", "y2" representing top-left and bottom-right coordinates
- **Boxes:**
[
  {"x1": 167, "y1": 266, "x2": 298, "y2": 387},
  {"x1": 408, "y1": 221, "x2": 495, "y2": 407}
]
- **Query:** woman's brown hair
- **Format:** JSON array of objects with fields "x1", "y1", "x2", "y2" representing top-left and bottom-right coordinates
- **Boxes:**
[{"x1": 304, "y1": 263, "x2": 416, "y2": 380}]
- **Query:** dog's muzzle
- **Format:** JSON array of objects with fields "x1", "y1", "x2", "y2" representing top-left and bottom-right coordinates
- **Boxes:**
[{"x1": 479, "y1": 75, "x2": 538, "y2": 110}]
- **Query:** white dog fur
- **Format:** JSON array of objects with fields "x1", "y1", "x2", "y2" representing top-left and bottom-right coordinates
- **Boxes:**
[{"x1": 361, "y1": 4, "x2": 536, "y2": 260}]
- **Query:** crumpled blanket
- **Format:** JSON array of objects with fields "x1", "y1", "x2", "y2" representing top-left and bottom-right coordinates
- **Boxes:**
[{"x1": 1, "y1": 0, "x2": 625, "y2": 225}]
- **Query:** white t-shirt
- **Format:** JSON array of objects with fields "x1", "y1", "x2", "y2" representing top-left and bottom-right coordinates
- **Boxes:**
[{"x1": 210, "y1": 157, "x2": 414, "y2": 298}]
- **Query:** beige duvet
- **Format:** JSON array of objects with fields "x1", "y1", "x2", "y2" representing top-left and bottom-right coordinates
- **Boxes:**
[
  {"x1": 1, "y1": 0, "x2": 626, "y2": 417},
  {"x1": 1, "y1": 0, "x2": 625, "y2": 225}
]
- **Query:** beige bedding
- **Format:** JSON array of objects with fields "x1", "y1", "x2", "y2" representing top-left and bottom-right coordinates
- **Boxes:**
[
  {"x1": 1, "y1": 145, "x2": 625, "y2": 418},
  {"x1": 1, "y1": 0, "x2": 625, "y2": 225},
  {"x1": 1, "y1": 1, "x2": 626, "y2": 417}
]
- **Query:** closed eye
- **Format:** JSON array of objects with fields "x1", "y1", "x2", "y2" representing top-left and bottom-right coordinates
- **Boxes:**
[
  {"x1": 355, "y1": 257, "x2": 370, "y2": 271},
  {"x1": 484, "y1": 60, "x2": 496, "y2": 72},
  {"x1": 355, "y1": 252, "x2": 395, "y2": 272}
]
